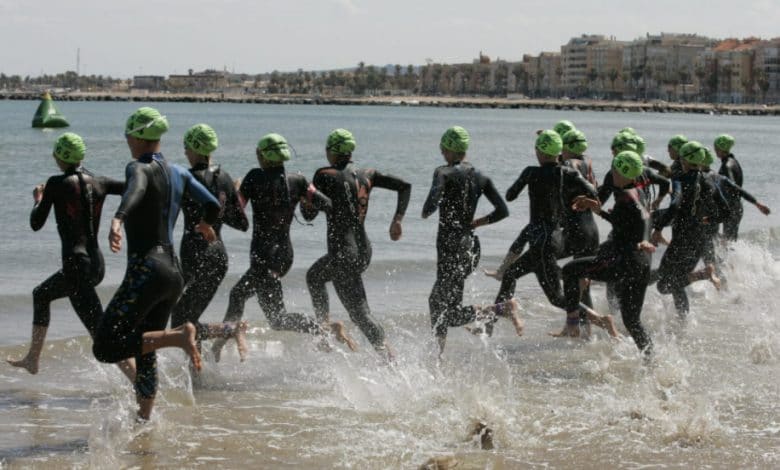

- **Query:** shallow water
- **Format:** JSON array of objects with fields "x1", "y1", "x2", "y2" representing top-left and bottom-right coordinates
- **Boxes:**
[{"x1": 0, "y1": 102, "x2": 779, "y2": 468}]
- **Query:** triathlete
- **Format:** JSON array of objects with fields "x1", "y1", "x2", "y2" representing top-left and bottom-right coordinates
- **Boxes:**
[
  {"x1": 7, "y1": 133, "x2": 135, "y2": 380},
  {"x1": 486, "y1": 130, "x2": 598, "y2": 312},
  {"x1": 92, "y1": 107, "x2": 223, "y2": 421},
  {"x1": 559, "y1": 129, "x2": 599, "y2": 308},
  {"x1": 651, "y1": 141, "x2": 730, "y2": 318},
  {"x1": 422, "y1": 126, "x2": 519, "y2": 355},
  {"x1": 213, "y1": 133, "x2": 355, "y2": 361},
  {"x1": 555, "y1": 151, "x2": 655, "y2": 351},
  {"x1": 170, "y1": 124, "x2": 250, "y2": 356},
  {"x1": 715, "y1": 134, "x2": 750, "y2": 241},
  {"x1": 305, "y1": 129, "x2": 411, "y2": 361}
]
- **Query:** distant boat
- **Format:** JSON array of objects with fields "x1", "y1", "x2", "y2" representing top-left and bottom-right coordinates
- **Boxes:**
[{"x1": 32, "y1": 92, "x2": 69, "y2": 128}]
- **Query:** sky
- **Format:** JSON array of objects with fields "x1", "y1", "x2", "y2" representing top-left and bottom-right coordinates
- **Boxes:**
[{"x1": 1, "y1": 0, "x2": 778, "y2": 78}]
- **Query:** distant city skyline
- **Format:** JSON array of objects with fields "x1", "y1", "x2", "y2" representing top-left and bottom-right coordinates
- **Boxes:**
[{"x1": 1, "y1": 0, "x2": 778, "y2": 78}]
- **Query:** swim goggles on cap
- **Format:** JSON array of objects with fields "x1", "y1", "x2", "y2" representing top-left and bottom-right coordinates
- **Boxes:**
[{"x1": 125, "y1": 115, "x2": 167, "y2": 137}]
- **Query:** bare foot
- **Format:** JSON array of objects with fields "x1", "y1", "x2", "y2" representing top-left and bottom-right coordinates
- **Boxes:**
[
  {"x1": 377, "y1": 342, "x2": 396, "y2": 364},
  {"x1": 182, "y1": 323, "x2": 202, "y2": 372},
  {"x1": 503, "y1": 299, "x2": 524, "y2": 336},
  {"x1": 330, "y1": 321, "x2": 358, "y2": 352},
  {"x1": 211, "y1": 337, "x2": 226, "y2": 363},
  {"x1": 482, "y1": 268, "x2": 502, "y2": 280},
  {"x1": 234, "y1": 321, "x2": 249, "y2": 362},
  {"x1": 6, "y1": 355, "x2": 39, "y2": 375},
  {"x1": 550, "y1": 323, "x2": 581, "y2": 338},
  {"x1": 705, "y1": 264, "x2": 722, "y2": 290},
  {"x1": 593, "y1": 314, "x2": 620, "y2": 338}
]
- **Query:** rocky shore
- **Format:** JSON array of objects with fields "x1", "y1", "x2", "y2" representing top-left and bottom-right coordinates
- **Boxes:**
[{"x1": 2, "y1": 91, "x2": 778, "y2": 116}]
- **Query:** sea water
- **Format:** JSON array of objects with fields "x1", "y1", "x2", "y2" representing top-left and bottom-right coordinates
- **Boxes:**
[{"x1": 0, "y1": 101, "x2": 778, "y2": 468}]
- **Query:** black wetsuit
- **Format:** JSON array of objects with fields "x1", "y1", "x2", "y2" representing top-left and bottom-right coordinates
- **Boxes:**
[
  {"x1": 653, "y1": 170, "x2": 730, "y2": 317},
  {"x1": 170, "y1": 163, "x2": 248, "y2": 340},
  {"x1": 560, "y1": 156, "x2": 599, "y2": 308},
  {"x1": 562, "y1": 185, "x2": 653, "y2": 352},
  {"x1": 701, "y1": 170, "x2": 758, "y2": 277},
  {"x1": 718, "y1": 154, "x2": 745, "y2": 240},
  {"x1": 222, "y1": 167, "x2": 331, "y2": 335},
  {"x1": 422, "y1": 161, "x2": 508, "y2": 340},
  {"x1": 495, "y1": 162, "x2": 597, "y2": 308},
  {"x1": 30, "y1": 167, "x2": 123, "y2": 334},
  {"x1": 599, "y1": 167, "x2": 670, "y2": 313},
  {"x1": 93, "y1": 153, "x2": 219, "y2": 400},
  {"x1": 305, "y1": 161, "x2": 410, "y2": 349}
]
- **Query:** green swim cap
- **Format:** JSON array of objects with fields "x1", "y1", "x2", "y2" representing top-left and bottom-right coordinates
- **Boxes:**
[
  {"x1": 679, "y1": 141, "x2": 706, "y2": 165},
  {"x1": 258, "y1": 133, "x2": 291, "y2": 162},
  {"x1": 535, "y1": 130, "x2": 563, "y2": 158},
  {"x1": 326, "y1": 128, "x2": 356, "y2": 156},
  {"x1": 611, "y1": 132, "x2": 639, "y2": 153},
  {"x1": 714, "y1": 134, "x2": 735, "y2": 153},
  {"x1": 553, "y1": 120, "x2": 576, "y2": 138},
  {"x1": 612, "y1": 151, "x2": 644, "y2": 179},
  {"x1": 184, "y1": 124, "x2": 218, "y2": 156},
  {"x1": 668, "y1": 135, "x2": 688, "y2": 153},
  {"x1": 440, "y1": 126, "x2": 470, "y2": 153},
  {"x1": 53, "y1": 132, "x2": 86, "y2": 164},
  {"x1": 620, "y1": 127, "x2": 637, "y2": 135},
  {"x1": 703, "y1": 147, "x2": 715, "y2": 167},
  {"x1": 125, "y1": 107, "x2": 169, "y2": 141},
  {"x1": 562, "y1": 129, "x2": 588, "y2": 155}
]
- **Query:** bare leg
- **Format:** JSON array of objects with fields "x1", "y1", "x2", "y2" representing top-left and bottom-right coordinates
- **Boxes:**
[
  {"x1": 490, "y1": 298, "x2": 523, "y2": 336},
  {"x1": 582, "y1": 307, "x2": 619, "y2": 338},
  {"x1": 141, "y1": 323, "x2": 201, "y2": 372},
  {"x1": 326, "y1": 321, "x2": 358, "y2": 352},
  {"x1": 207, "y1": 321, "x2": 249, "y2": 362},
  {"x1": 137, "y1": 397, "x2": 154, "y2": 422},
  {"x1": 7, "y1": 325, "x2": 47, "y2": 374},
  {"x1": 117, "y1": 358, "x2": 136, "y2": 383},
  {"x1": 689, "y1": 264, "x2": 721, "y2": 290},
  {"x1": 483, "y1": 251, "x2": 522, "y2": 281}
]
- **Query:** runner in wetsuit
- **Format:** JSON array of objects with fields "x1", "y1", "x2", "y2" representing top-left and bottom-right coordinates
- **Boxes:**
[
  {"x1": 305, "y1": 129, "x2": 411, "y2": 360},
  {"x1": 213, "y1": 133, "x2": 355, "y2": 361},
  {"x1": 422, "y1": 126, "x2": 519, "y2": 355},
  {"x1": 700, "y1": 148, "x2": 770, "y2": 285},
  {"x1": 651, "y1": 141, "x2": 731, "y2": 319},
  {"x1": 715, "y1": 134, "x2": 750, "y2": 241},
  {"x1": 486, "y1": 130, "x2": 598, "y2": 313},
  {"x1": 7, "y1": 133, "x2": 135, "y2": 380},
  {"x1": 559, "y1": 129, "x2": 599, "y2": 308},
  {"x1": 555, "y1": 151, "x2": 654, "y2": 350},
  {"x1": 92, "y1": 107, "x2": 221, "y2": 420},
  {"x1": 664, "y1": 135, "x2": 688, "y2": 180},
  {"x1": 169, "y1": 124, "x2": 250, "y2": 356},
  {"x1": 598, "y1": 132, "x2": 671, "y2": 211}
]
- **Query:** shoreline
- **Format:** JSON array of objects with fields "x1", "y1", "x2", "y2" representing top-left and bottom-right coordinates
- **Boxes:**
[{"x1": 2, "y1": 91, "x2": 778, "y2": 116}]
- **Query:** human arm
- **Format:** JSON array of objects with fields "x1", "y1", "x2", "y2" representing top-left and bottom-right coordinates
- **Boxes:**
[
  {"x1": 653, "y1": 180, "x2": 681, "y2": 231},
  {"x1": 421, "y1": 168, "x2": 444, "y2": 219},
  {"x1": 597, "y1": 171, "x2": 614, "y2": 205},
  {"x1": 647, "y1": 158, "x2": 672, "y2": 179},
  {"x1": 220, "y1": 171, "x2": 249, "y2": 232},
  {"x1": 472, "y1": 176, "x2": 508, "y2": 229},
  {"x1": 373, "y1": 171, "x2": 411, "y2": 241},
  {"x1": 505, "y1": 168, "x2": 531, "y2": 202},
  {"x1": 103, "y1": 176, "x2": 126, "y2": 196},
  {"x1": 29, "y1": 180, "x2": 53, "y2": 231},
  {"x1": 645, "y1": 169, "x2": 671, "y2": 209}
]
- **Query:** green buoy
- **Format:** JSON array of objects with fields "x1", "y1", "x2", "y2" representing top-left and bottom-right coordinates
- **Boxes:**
[{"x1": 32, "y1": 92, "x2": 69, "y2": 128}]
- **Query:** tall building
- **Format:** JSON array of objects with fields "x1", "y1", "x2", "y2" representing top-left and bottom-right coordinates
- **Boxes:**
[
  {"x1": 623, "y1": 33, "x2": 714, "y2": 100},
  {"x1": 521, "y1": 52, "x2": 562, "y2": 97},
  {"x1": 752, "y1": 38, "x2": 780, "y2": 103},
  {"x1": 698, "y1": 38, "x2": 762, "y2": 103},
  {"x1": 561, "y1": 35, "x2": 625, "y2": 97}
]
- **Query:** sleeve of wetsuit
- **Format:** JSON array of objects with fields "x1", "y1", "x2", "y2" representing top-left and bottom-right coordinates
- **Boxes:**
[
  {"x1": 566, "y1": 168, "x2": 598, "y2": 199},
  {"x1": 30, "y1": 177, "x2": 56, "y2": 231},
  {"x1": 734, "y1": 182, "x2": 758, "y2": 204},
  {"x1": 646, "y1": 169, "x2": 671, "y2": 196},
  {"x1": 183, "y1": 171, "x2": 221, "y2": 225},
  {"x1": 708, "y1": 179, "x2": 732, "y2": 224},
  {"x1": 481, "y1": 176, "x2": 509, "y2": 224},
  {"x1": 303, "y1": 169, "x2": 330, "y2": 221},
  {"x1": 220, "y1": 171, "x2": 249, "y2": 232},
  {"x1": 114, "y1": 162, "x2": 148, "y2": 221},
  {"x1": 103, "y1": 176, "x2": 126, "y2": 196},
  {"x1": 421, "y1": 168, "x2": 444, "y2": 217},
  {"x1": 598, "y1": 171, "x2": 614, "y2": 204},
  {"x1": 647, "y1": 158, "x2": 672, "y2": 179},
  {"x1": 505, "y1": 167, "x2": 531, "y2": 202},
  {"x1": 596, "y1": 208, "x2": 614, "y2": 224},
  {"x1": 372, "y1": 171, "x2": 411, "y2": 219},
  {"x1": 653, "y1": 180, "x2": 681, "y2": 230}
]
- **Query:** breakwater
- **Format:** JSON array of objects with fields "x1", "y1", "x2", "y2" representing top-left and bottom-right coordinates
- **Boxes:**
[{"x1": 2, "y1": 91, "x2": 778, "y2": 116}]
